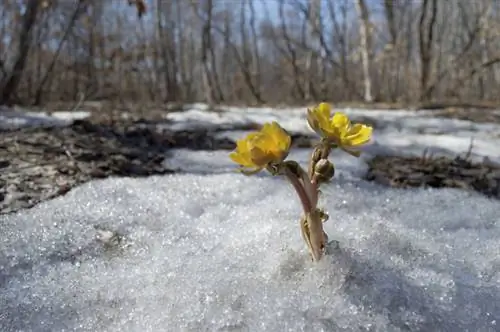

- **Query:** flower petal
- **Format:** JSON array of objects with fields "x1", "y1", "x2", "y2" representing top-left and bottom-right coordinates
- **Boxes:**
[
  {"x1": 229, "y1": 151, "x2": 253, "y2": 167},
  {"x1": 256, "y1": 122, "x2": 291, "y2": 161},
  {"x1": 230, "y1": 121, "x2": 291, "y2": 171},
  {"x1": 282, "y1": 132, "x2": 292, "y2": 151},
  {"x1": 260, "y1": 122, "x2": 273, "y2": 136},
  {"x1": 316, "y1": 111, "x2": 332, "y2": 134},
  {"x1": 239, "y1": 166, "x2": 264, "y2": 175},
  {"x1": 245, "y1": 132, "x2": 262, "y2": 142},
  {"x1": 252, "y1": 132, "x2": 273, "y2": 150},
  {"x1": 230, "y1": 139, "x2": 254, "y2": 165},
  {"x1": 345, "y1": 124, "x2": 372, "y2": 146},
  {"x1": 331, "y1": 112, "x2": 351, "y2": 135},
  {"x1": 307, "y1": 109, "x2": 321, "y2": 133},
  {"x1": 262, "y1": 122, "x2": 281, "y2": 144},
  {"x1": 250, "y1": 146, "x2": 274, "y2": 166},
  {"x1": 316, "y1": 103, "x2": 331, "y2": 123},
  {"x1": 235, "y1": 138, "x2": 250, "y2": 153},
  {"x1": 272, "y1": 121, "x2": 288, "y2": 139},
  {"x1": 271, "y1": 122, "x2": 291, "y2": 151}
]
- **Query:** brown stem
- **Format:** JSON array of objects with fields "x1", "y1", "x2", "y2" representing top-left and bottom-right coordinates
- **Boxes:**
[
  {"x1": 296, "y1": 165, "x2": 318, "y2": 208},
  {"x1": 282, "y1": 167, "x2": 312, "y2": 213},
  {"x1": 310, "y1": 178, "x2": 319, "y2": 207}
]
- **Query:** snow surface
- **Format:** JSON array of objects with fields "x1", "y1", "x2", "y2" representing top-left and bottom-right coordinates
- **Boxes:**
[
  {"x1": 1, "y1": 172, "x2": 499, "y2": 332},
  {"x1": 1, "y1": 104, "x2": 500, "y2": 331},
  {"x1": 0, "y1": 107, "x2": 90, "y2": 130}
]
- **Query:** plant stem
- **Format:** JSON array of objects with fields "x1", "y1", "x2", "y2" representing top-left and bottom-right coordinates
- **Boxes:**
[
  {"x1": 310, "y1": 178, "x2": 319, "y2": 207},
  {"x1": 296, "y1": 164, "x2": 318, "y2": 208},
  {"x1": 282, "y1": 166, "x2": 312, "y2": 213},
  {"x1": 306, "y1": 209, "x2": 326, "y2": 261}
]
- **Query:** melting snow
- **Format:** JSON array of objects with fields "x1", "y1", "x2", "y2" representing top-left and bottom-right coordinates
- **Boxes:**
[{"x1": 1, "y1": 173, "x2": 499, "y2": 331}]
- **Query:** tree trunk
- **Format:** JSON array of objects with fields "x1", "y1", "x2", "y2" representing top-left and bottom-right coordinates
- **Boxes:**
[
  {"x1": 418, "y1": 0, "x2": 438, "y2": 101},
  {"x1": 355, "y1": 0, "x2": 374, "y2": 103},
  {"x1": 0, "y1": 0, "x2": 40, "y2": 105}
]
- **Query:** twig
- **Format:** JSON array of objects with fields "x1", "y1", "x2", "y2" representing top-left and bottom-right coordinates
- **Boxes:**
[
  {"x1": 464, "y1": 137, "x2": 474, "y2": 160},
  {"x1": 421, "y1": 148, "x2": 428, "y2": 164},
  {"x1": 69, "y1": 92, "x2": 86, "y2": 113}
]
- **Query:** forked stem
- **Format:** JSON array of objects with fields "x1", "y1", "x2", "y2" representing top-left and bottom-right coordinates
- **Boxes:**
[
  {"x1": 268, "y1": 160, "x2": 329, "y2": 262},
  {"x1": 280, "y1": 161, "x2": 327, "y2": 262}
]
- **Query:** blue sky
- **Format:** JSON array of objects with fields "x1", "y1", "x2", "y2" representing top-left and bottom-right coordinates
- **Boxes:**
[
  {"x1": 12, "y1": 0, "x2": 388, "y2": 54},
  {"x1": 124, "y1": 0, "x2": 376, "y2": 30}
]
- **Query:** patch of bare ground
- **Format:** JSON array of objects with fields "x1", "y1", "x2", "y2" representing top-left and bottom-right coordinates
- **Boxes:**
[
  {"x1": 0, "y1": 110, "x2": 317, "y2": 214},
  {"x1": 365, "y1": 151, "x2": 500, "y2": 200}
]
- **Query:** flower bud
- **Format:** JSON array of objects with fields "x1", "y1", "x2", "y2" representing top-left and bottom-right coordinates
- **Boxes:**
[
  {"x1": 311, "y1": 146, "x2": 323, "y2": 163},
  {"x1": 313, "y1": 158, "x2": 335, "y2": 183},
  {"x1": 307, "y1": 109, "x2": 321, "y2": 133}
]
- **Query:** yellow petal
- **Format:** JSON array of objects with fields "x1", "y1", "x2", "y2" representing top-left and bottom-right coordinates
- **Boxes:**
[
  {"x1": 315, "y1": 105, "x2": 332, "y2": 133},
  {"x1": 260, "y1": 122, "x2": 273, "y2": 136},
  {"x1": 231, "y1": 122, "x2": 291, "y2": 170},
  {"x1": 261, "y1": 122, "x2": 278, "y2": 143},
  {"x1": 254, "y1": 124, "x2": 288, "y2": 160},
  {"x1": 307, "y1": 109, "x2": 321, "y2": 133},
  {"x1": 231, "y1": 139, "x2": 254, "y2": 165},
  {"x1": 270, "y1": 122, "x2": 291, "y2": 151},
  {"x1": 345, "y1": 124, "x2": 372, "y2": 146},
  {"x1": 317, "y1": 118, "x2": 332, "y2": 137},
  {"x1": 245, "y1": 132, "x2": 262, "y2": 142},
  {"x1": 316, "y1": 103, "x2": 331, "y2": 122},
  {"x1": 270, "y1": 121, "x2": 287, "y2": 139},
  {"x1": 235, "y1": 138, "x2": 250, "y2": 153},
  {"x1": 252, "y1": 132, "x2": 273, "y2": 151},
  {"x1": 281, "y1": 132, "x2": 291, "y2": 152},
  {"x1": 331, "y1": 112, "x2": 351, "y2": 135},
  {"x1": 229, "y1": 151, "x2": 254, "y2": 167},
  {"x1": 239, "y1": 166, "x2": 264, "y2": 175},
  {"x1": 262, "y1": 122, "x2": 285, "y2": 142},
  {"x1": 250, "y1": 146, "x2": 274, "y2": 166}
]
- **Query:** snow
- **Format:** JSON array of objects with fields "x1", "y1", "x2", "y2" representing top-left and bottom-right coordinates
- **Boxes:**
[
  {"x1": 0, "y1": 106, "x2": 90, "y2": 130},
  {"x1": 1, "y1": 103, "x2": 500, "y2": 331},
  {"x1": 1, "y1": 172, "x2": 499, "y2": 331},
  {"x1": 166, "y1": 149, "x2": 370, "y2": 183}
]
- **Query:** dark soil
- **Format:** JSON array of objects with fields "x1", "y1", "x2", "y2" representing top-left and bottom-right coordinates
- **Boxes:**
[
  {"x1": 429, "y1": 107, "x2": 500, "y2": 124},
  {"x1": 365, "y1": 154, "x2": 500, "y2": 199},
  {"x1": 0, "y1": 116, "x2": 317, "y2": 214}
]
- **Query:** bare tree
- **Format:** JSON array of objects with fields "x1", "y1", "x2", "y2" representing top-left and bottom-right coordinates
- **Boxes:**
[
  {"x1": 418, "y1": 0, "x2": 438, "y2": 101},
  {"x1": 0, "y1": 0, "x2": 41, "y2": 105},
  {"x1": 355, "y1": 0, "x2": 374, "y2": 103},
  {"x1": 0, "y1": 0, "x2": 499, "y2": 108}
]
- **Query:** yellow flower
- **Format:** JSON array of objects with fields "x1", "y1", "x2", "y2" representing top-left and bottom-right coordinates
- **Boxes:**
[
  {"x1": 307, "y1": 102, "x2": 372, "y2": 156},
  {"x1": 229, "y1": 121, "x2": 291, "y2": 174}
]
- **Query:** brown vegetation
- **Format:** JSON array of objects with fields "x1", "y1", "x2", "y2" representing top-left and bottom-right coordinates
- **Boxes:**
[{"x1": 0, "y1": 0, "x2": 499, "y2": 108}]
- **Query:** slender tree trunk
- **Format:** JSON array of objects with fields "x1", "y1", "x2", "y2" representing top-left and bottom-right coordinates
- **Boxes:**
[
  {"x1": 418, "y1": 0, "x2": 438, "y2": 101},
  {"x1": 34, "y1": 0, "x2": 84, "y2": 105},
  {"x1": 355, "y1": 0, "x2": 374, "y2": 102},
  {"x1": 0, "y1": 0, "x2": 40, "y2": 105}
]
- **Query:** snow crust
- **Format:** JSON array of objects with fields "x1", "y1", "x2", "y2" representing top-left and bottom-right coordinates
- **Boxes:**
[{"x1": 1, "y1": 172, "x2": 499, "y2": 331}]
